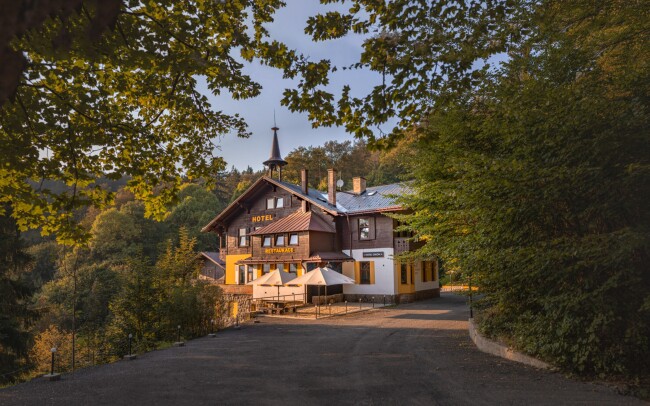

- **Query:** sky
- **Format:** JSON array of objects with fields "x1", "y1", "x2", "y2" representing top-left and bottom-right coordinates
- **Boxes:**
[{"x1": 196, "y1": 1, "x2": 380, "y2": 171}]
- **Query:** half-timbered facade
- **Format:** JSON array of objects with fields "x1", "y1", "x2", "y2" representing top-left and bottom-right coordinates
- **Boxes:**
[{"x1": 202, "y1": 129, "x2": 440, "y2": 303}]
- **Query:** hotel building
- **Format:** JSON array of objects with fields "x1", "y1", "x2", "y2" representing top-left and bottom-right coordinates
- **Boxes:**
[{"x1": 201, "y1": 128, "x2": 440, "y2": 303}]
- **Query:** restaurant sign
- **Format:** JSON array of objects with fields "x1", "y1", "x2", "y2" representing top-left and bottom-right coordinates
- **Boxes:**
[
  {"x1": 264, "y1": 247, "x2": 294, "y2": 254},
  {"x1": 363, "y1": 251, "x2": 384, "y2": 258}
]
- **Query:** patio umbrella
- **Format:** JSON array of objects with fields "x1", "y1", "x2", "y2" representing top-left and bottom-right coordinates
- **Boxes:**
[
  {"x1": 288, "y1": 266, "x2": 355, "y2": 286},
  {"x1": 247, "y1": 270, "x2": 297, "y2": 301},
  {"x1": 288, "y1": 266, "x2": 355, "y2": 308}
]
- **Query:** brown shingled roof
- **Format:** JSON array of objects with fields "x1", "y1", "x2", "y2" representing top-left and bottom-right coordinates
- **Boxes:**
[{"x1": 249, "y1": 211, "x2": 335, "y2": 235}]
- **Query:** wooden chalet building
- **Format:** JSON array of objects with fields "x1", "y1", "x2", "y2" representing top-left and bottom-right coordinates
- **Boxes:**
[{"x1": 201, "y1": 128, "x2": 440, "y2": 303}]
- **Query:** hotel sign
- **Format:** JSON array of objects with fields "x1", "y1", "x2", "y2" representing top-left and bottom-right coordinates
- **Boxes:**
[
  {"x1": 363, "y1": 251, "x2": 384, "y2": 258},
  {"x1": 264, "y1": 247, "x2": 294, "y2": 254},
  {"x1": 252, "y1": 214, "x2": 273, "y2": 222}
]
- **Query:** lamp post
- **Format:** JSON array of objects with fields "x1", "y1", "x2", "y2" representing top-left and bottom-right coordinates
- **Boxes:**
[
  {"x1": 209, "y1": 319, "x2": 216, "y2": 337},
  {"x1": 345, "y1": 300, "x2": 348, "y2": 314},
  {"x1": 128, "y1": 334, "x2": 132, "y2": 356},
  {"x1": 468, "y1": 273, "x2": 473, "y2": 319},
  {"x1": 177, "y1": 325, "x2": 181, "y2": 343},
  {"x1": 372, "y1": 297, "x2": 375, "y2": 308},
  {"x1": 359, "y1": 298, "x2": 362, "y2": 310},
  {"x1": 45, "y1": 347, "x2": 61, "y2": 381},
  {"x1": 50, "y1": 347, "x2": 56, "y2": 375}
]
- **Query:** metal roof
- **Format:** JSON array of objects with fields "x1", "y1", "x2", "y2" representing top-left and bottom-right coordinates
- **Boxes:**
[
  {"x1": 249, "y1": 211, "x2": 335, "y2": 235},
  {"x1": 201, "y1": 176, "x2": 410, "y2": 233},
  {"x1": 335, "y1": 183, "x2": 408, "y2": 213},
  {"x1": 305, "y1": 251, "x2": 354, "y2": 262},
  {"x1": 198, "y1": 252, "x2": 225, "y2": 268}
]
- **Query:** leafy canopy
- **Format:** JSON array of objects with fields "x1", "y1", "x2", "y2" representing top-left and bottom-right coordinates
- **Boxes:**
[{"x1": 0, "y1": 0, "x2": 307, "y2": 244}]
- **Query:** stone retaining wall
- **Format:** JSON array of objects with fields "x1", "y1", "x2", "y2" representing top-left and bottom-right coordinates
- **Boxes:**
[{"x1": 468, "y1": 318, "x2": 551, "y2": 370}]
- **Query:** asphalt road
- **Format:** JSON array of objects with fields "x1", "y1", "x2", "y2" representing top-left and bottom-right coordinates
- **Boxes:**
[{"x1": 0, "y1": 293, "x2": 644, "y2": 406}]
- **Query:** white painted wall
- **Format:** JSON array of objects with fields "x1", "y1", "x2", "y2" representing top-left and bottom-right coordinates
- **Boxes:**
[{"x1": 342, "y1": 248, "x2": 396, "y2": 295}]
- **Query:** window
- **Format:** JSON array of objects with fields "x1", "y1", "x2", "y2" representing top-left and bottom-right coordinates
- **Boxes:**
[
  {"x1": 358, "y1": 217, "x2": 375, "y2": 240},
  {"x1": 237, "y1": 265, "x2": 246, "y2": 284},
  {"x1": 360, "y1": 262, "x2": 371, "y2": 285},
  {"x1": 422, "y1": 261, "x2": 427, "y2": 282},
  {"x1": 277, "y1": 263, "x2": 285, "y2": 273},
  {"x1": 238, "y1": 228, "x2": 249, "y2": 247},
  {"x1": 289, "y1": 263, "x2": 298, "y2": 275},
  {"x1": 289, "y1": 233, "x2": 299, "y2": 245},
  {"x1": 247, "y1": 266, "x2": 254, "y2": 282},
  {"x1": 266, "y1": 197, "x2": 284, "y2": 209},
  {"x1": 275, "y1": 234, "x2": 285, "y2": 246},
  {"x1": 262, "y1": 264, "x2": 270, "y2": 274},
  {"x1": 400, "y1": 263, "x2": 408, "y2": 284},
  {"x1": 262, "y1": 235, "x2": 272, "y2": 247}
]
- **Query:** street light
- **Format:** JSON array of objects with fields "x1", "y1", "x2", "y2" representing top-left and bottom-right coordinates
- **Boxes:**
[
  {"x1": 50, "y1": 347, "x2": 56, "y2": 376},
  {"x1": 128, "y1": 334, "x2": 133, "y2": 357}
]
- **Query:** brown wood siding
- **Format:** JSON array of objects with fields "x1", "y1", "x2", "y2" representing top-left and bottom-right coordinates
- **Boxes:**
[
  {"x1": 224, "y1": 185, "x2": 304, "y2": 256},
  {"x1": 308, "y1": 231, "x2": 337, "y2": 253},
  {"x1": 340, "y1": 214, "x2": 394, "y2": 250}
]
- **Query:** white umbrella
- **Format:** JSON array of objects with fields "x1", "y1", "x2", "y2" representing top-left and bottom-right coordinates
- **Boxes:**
[
  {"x1": 247, "y1": 270, "x2": 296, "y2": 301},
  {"x1": 247, "y1": 269, "x2": 296, "y2": 286},
  {"x1": 288, "y1": 266, "x2": 355, "y2": 286},
  {"x1": 289, "y1": 266, "x2": 355, "y2": 309}
]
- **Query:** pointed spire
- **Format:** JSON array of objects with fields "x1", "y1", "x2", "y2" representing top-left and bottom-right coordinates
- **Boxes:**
[{"x1": 263, "y1": 125, "x2": 287, "y2": 179}]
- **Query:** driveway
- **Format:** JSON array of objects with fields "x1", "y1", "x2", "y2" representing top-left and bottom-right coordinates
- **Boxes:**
[{"x1": 0, "y1": 293, "x2": 643, "y2": 405}]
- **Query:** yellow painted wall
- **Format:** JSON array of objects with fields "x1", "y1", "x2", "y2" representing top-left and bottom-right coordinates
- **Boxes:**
[
  {"x1": 225, "y1": 254, "x2": 252, "y2": 284},
  {"x1": 343, "y1": 261, "x2": 355, "y2": 280},
  {"x1": 397, "y1": 262, "x2": 415, "y2": 294}
]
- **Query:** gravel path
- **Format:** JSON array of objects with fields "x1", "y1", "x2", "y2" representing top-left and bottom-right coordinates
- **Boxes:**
[{"x1": 0, "y1": 293, "x2": 644, "y2": 406}]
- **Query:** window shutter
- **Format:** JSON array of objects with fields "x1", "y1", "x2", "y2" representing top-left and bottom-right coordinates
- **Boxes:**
[
  {"x1": 369, "y1": 217, "x2": 376, "y2": 240},
  {"x1": 370, "y1": 261, "x2": 375, "y2": 284},
  {"x1": 354, "y1": 262, "x2": 360, "y2": 284}
]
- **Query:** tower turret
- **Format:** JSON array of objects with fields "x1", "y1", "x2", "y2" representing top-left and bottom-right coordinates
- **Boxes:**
[{"x1": 263, "y1": 126, "x2": 288, "y2": 180}]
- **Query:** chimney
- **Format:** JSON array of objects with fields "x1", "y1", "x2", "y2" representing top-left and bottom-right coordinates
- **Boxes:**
[
  {"x1": 301, "y1": 169, "x2": 308, "y2": 195},
  {"x1": 353, "y1": 177, "x2": 366, "y2": 195},
  {"x1": 327, "y1": 168, "x2": 337, "y2": 207}
]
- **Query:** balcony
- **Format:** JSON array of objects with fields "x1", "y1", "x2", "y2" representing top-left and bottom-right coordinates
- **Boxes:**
[{"x1": 394, "y1": 237, "x2": 410, "y2": 255}]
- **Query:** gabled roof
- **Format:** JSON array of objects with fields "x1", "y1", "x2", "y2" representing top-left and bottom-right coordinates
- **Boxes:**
[
  {"x1": 201, "y1": 175, "x2": 410, "y2": 233},
  {"x1": 250, "y1": 211, "x2": 335, "y2": 235},
  {"x1": 201, "y1": 176, "x2": 340, "y2": 233}
]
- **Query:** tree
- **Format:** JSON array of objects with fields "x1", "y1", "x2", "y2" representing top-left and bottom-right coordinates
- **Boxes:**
[
  {"x1": 165, "y1": 184, "x2": 226, "y2": 252},
  {"x1": 0, "y1": 0, "x2": 311, "y2": 244},
  {"x1": 393, "y1": 1, "x2": 649, "y2": 377},
  {"x1": 284, "y1": 0, "x2": 529, "y2": 146},
  {"x1": 0, "y1": 206, "x2": 35, "y2": 382}
]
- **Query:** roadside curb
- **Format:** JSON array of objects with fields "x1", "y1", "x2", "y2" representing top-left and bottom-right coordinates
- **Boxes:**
[{"x1": 468, "y1": 318, "x2": 552, "y2": 370}]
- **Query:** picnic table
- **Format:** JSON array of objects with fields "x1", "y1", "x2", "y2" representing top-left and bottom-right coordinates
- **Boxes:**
[{"x1": 261, "y1": 300, "x2": 300, "y2": 315}]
